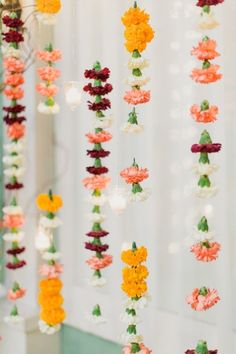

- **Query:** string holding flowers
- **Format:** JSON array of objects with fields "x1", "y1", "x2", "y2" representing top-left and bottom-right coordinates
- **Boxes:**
[
  {"x1": 186, "y1": 340, "x2": 218, "y2": 354},
  {"x1": 36, "y1": 43, "x2": 61, "y2": 115},
  {"x1": 120, "y1": 159, "x2": 150, "y2": 202},
  {"x1": 36, "y1": 190, "x2": 65, "y2": 335},
  {"x1": 121, "y1": 1, "x2": 155, "y2": 133},
  {"x1": 191, "y1": 36, "x2": 222, "y2": 84},
  {"x1": 83, "y1": 61, "x2": 113, "y2": 323},
  {"x1": 35, "y1": 0, "x2": 62, "y2": 25},
  {"x1": 121, "y1": 242, "x2": 152, "y2": 354}
]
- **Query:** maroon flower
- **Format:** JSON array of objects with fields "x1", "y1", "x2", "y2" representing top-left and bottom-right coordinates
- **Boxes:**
[
  {"x1": 86, "y1": 230, "x2": 109, "y2": 238},
  {"x1": 85, "y1": 242, "x2": 109, "y2": 252},
  {"x1": 2, "y1": 16, "x2": 24, "y2": 28},
  {"x1": 87, "y1": 149, "x2": 110, "y2": 158},
  {"x1": 86, "y1": 166, "x2": 109, "y2": 175},
  {"x1": 191, "y1": 143, "x2": 222, "y2": 153},
  {"x1": 185, "y1": 350, "x2": 217, "y2": 354},
  {"x1": 7, "y1": 247, "x2": 25, "y2": 255},
  {"x1": 84, "y1": 68, "x2": 110, "y2": 81},
  {"x1": 3, "y1": 105, "x2": 25, "y2": 114},
  {"x1": 88, "y1": 98, "x2": 111, "y2": 111},
  {"x1": 5, "y1": 182, "x2": 24, "y2": 190},
  {"x1": 4, "y1": 116, "x2": 26, "y2": 125},
  {"x1": 6, "y1": 260, "x2": 26, "y2": 270},
  {"x1": 196, "y1": 0, "x2": 224, "y2": 6},
  {"x1": 3, "y1": 30, "x2": 24, "y2": 43},
  {"x1": 83, "y1": 83, "x2": 113, "y2": 96}
]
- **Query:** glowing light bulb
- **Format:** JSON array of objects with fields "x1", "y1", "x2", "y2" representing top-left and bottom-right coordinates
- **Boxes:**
[
  {"x1": 65, "y1": 81, "x2": 82, "y2": 111},
  {"x1": 108, "y1": 187, "x2": 127, "y2": 214},
  {"x1": 35, "y1": 227, "x2": 51, "y2": 251}
]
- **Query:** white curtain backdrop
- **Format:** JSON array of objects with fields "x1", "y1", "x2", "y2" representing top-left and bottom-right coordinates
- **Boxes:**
[{"x1": 52, "y1": 0, "x2": 236, "y2": 353}]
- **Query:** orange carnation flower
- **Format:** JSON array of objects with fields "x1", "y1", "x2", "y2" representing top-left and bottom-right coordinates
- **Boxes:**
[
  {"x1": 191, "y1": 38, "x2": 220, "y2": 61},
  {"x1": 7, "y1": 122, "x2": 25, "y2": 140},
  {"x1": 86, "y1": 130, "x2": 112, "y2": 144},
  {"x1": 120, "y1": 165, "x2": 149, "y2": 184},
  {"x1": 190, "y1": 103, "x2": 218, "y2": 123},
  {"x1": 83, "y1": 175, "x2": 111, "y2": 190},
  {"x1": 191, "y1": 64, "x2": 222, "y2": 84},
  {"x1": 5, "y1": 74, "x2": 24, "y2": 86}
]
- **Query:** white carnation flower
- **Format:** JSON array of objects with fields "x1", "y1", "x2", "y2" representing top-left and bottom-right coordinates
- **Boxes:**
[
  {"x1": 87, "y1": 275, "x2": 107, "y2": 288},
  {"x1": 3, "y1": 205, "x2": 23, "y2": 215},
  {"x1": 4, "y1": 141, "x2": 25, "y2": 154},
  {"x1": 85, "y1": 213, "x2": 106, "y2": 223},
  {"x1": 3, "y1": 154, "x2": 24, "y2": 166},
  {"x1": 39, "y1": 320, "x2": 61, "y2": 335},
  {"x1": 121, "y1": 122, "x2": 144, "y2": 134},
  {"x1": 196, "y1": 186, "x2": 218, "y2": 199},
  {"x1": 192, "y1": 228, "x2": 215, "y2": 242},
  {"x1": 42, "y1": 251, "x2": 61, "y2": 261},
  {"x1": 120, "y1": 312, "x2": 141, "y2": 325},
  {"x1": 127, "y1": 57, "x2": 149, "y2": 70},
  {"x1": 198, "y1": 11, "x2": 219, "y2": 30},
  {"x1": 120, "y1": 333, "x2": 143, "y2": 345},
  {"x1": 37, "y1": 102, "x2": 60, "y2": 115},
  {"x1": 126, "y1": 76, "x2": 150, "y2": 87},
  {"x1": 2, "y1": 46, "x2": 21, "y2": 58},
  {"x1": 129, "y1": 189, "x2": 150, "y2": 202},
  {"x1": 124, "y1": 294, "x2": 150, "y2": 310},
  {"x1": 192, "y1": 163, "x2": 219, "y2": 176},
  {"x1": 39, "y1": 216, "x2": 62, "y2": 229},
  {"x1": 87, "y1": 195, "x2": 107, "y2": 206},
  {"x1": 4, "y1": 315, "x2": 24, "y2": 325},
  {"x1": 3, "y1": 232, "x2": 25, "y2": 243},
  {"x1": 86, "y1": 313, "x2": 107, "y2": 324},
  {"x1": 93, "y1": 116, "x2": 113, "y2": 129},
  {"x1": 4, "y1": 166, "x2": 25, "y2": 178}
]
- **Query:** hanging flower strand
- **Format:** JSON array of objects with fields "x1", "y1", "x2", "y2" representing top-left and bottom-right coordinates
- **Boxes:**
[
  {"x1": 2, "y1": 11, "x2": 27, "y2": 325},
  {"x1": 121, "y1": 1, "x2": 154, "y2": 133},
  {"x1": 83, "y1": 61, "x2": 113, "y2": 323},
  {"x1": 36, "y1": 43, "x2": 61, "y2": 115},
  {"x1": 186, "y1": 340, "x2": 218, "y2": 354},
  {"x1": 187, "y1": 287, "x2": 220, "y2": 311},
  {"x1": 36, "y1": 190, "x2": 65, "y2": 335},
  {"x1": 121, "y1": 242, "x2": 151, "y2": 354}
]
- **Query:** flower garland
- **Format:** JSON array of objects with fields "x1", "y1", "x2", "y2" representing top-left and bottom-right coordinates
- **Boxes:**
[
  {"x1": 36, "y1": 43, "x2": 61, "y2": 115},
  {"x1": 186, "y1": 340, "x2": 218, "y2": 354},
  {"x1": 197, "y1": 1, "x2": 224, "y2": 31},
  {"x1": 2, "y1": 11, "x2": 27, "y2": 324},
  {"x1": 83, "y1": 61, "x2": 113, "y2": 322},
  {"x1": 120, "y1": 159, "x2": 149, "y2": 202},
  {"x1": 36, "y1": 0, "x2": 61, "y2": 25},
  {"x1": 121, "y1": 1, "x2": 154, "y2": 133},
  {"x1": 36, "y1": 190, "x2": 65, "y2": 335},
  {"x1": 121, "y1": 243, "x2": 151, "y2": 354}
]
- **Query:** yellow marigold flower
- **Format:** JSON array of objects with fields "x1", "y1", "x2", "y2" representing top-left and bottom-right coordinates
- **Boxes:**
[
  {"x1": 123, "y1": 265, "x2": 149, "y2": 283},
  {"x1": 36, "y1": 0, "x2": 61, "y2": 14},
  {"x1": 38, "y1": 293, "x2": 64, "y2": 309},
  {"x1": 125, "y1": 23, "x2": 155, "y2": 53},
  {"x1": 41, "y1": 308, "x2": 66, "y2": 326},
  {"x1": 36, "y1": 193, "x2": 63, "y2": 213},
  {"x1": 122, "y1": 281, "x2": 147, "y2": 298},
  {"x1": 121, "y1": 246, "x2": 147, "y2": 267},
  {"x1": 122, "y1": 6, "x2": 150, "y2": 26},
  {"x1": 39, "y1": 278, "x2": 63, "y2": 295}
]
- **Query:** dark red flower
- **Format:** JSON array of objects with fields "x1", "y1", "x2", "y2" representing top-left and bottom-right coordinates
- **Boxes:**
[
  {"x1": 88, "y1": 98, "x2": 111, "y2": 111},
  {"x1": 87, "y1": 149, "x2": 110, "y2": 158},
  {"x1": 3, "y1": 30, "x2": 24, "y2": 43},
  {"x1": 5, "y1": 182, "x2": 24, "y2": 190},
  {"x1": 3, "y1": 105, "x2": 25, "y2": 113},
  {"x1": 185, "y1": 350, "x2": 217, "y2": 354},
  {"x1": 83, "y1": 83, "x2": 113, "y2": 96},
  {"x1": 2, "y1": 16, "x2": 24, "y2": 28},
  {"x1": 7, "y1": 247, "x2": 25, "y2": 255},
  {"x1": 4, "y1": 116, "x2": 26, "y2": 125},
  {"x1": 85, "y1": 242, "x2": 109, "y2": 252},
  {"x1": 191, "y1": 143, "x2": 222, "y2": 153},
  {"x1": 6, "y1": 260, "x2": 26, "y2": 270},
  {"x1": 86, "y1": 166, "x2": 109, "y2": 175},
  {"x1": 86, "y1": 230, "x2": 109, "y2": 238},
  {"x1": 196, "y1": 0, "x2": 224, "y2": 6},
  {"x1": 84, "y1": 68, "x2": 110, "y2": 81}
]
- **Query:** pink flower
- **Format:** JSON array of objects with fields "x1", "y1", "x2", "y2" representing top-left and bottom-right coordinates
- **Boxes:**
[
  {"x1": 39, "y1": 263, "x2": 63, "y2": 279},
  {"x1": 86, "y1": 254, "x2": 113, "y2": 270},
  {"x1": 186, "y1": 287, "x2": 220, "y2": 311},
  {"x1": 83, "y1": 175, "x2": 111, "y2": 190},
  {"x1": 191, "y1": 65, "x2": 222, "y2": 84},
  {"x1": 7, "y1": 122, "x2": 25, "y2": 140},
  {"x1": 36, "y1": 83, "x2": 58, "y2": 97},
  {"x1": 36, "y1": 49, "x2": 62, "y2": 62},
  {"x1": 86, "y1": 131, "x2": 112, "y2": 144},
  {"x1": 190, "y1": 104, "x2": 218, "y2": 123},
  {"x1": 191, "y1": 242, "x2": 221, "y2": 262},
  {"x1": 124, "y1": 90, "x2": 150, "y2": 105},
  {"x1": 3, "y1": 58, "x2": 25, "y2": 73},
  {"x1": 191, "y1": 39, "x2": 220, "y2": 61},
  {"x1": 7, "y1": 288, "x2": 26, "y2": 301},
  {"x1": 4, "y1": 214, "x2": 24, "y2": 229},
  {"x1": 120, "y1": 166, "x2": 149, "y2": 184},
  {"x1": 4, "y1": 87, "x2": 24, "y2": 100},
  {"x1": 123, "y1": 344, "x2": 152, "y2": 354},
  {"x1": 4, "y1": 74, "x2": 24, "y2": 86},
  {"x1": 37, "y1": 67, "x2": 61, "y2": 82}
]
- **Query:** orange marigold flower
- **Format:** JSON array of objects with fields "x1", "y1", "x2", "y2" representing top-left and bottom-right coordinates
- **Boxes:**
[
  {"x1": 36, "y1": 0, "x2": 61, "y2": 14},
  {"x1": 122, "y1": 6, "x2": 150, "y2": 26},
  {"x1": 191, "y1": 38, "x2": 220, "y2": 61},
  {"x1": 83, "y1": 175, "x2": 111, "y2": 190},
  {"x1": 40, "y1": 307, "x2": 66, "y2": 326},
  {"x1": 38, "y1": 293, "x2": 64, "y2": 309},
  {"x1": 191, "y1": 242, "x2": 221, "y2": 262},
  {"x1": 123, "y1": 265, "x2": 149, "y2": 282},
  {"x1": 122, "y1": 280, "x2": 147, "y2": 298},
  {"x1": 39, "y1": 278, "x2": 63, "y2": 295},
  {"x1": 190, "y1": 104, "x2": 218, "y2": 123},
  {"x1": 125, "y1": 22, "x2": 154, "y2": 53},
  {"x1": 191, "y1": 64, "x2": 222, "y2": 84},
  {"x1": 36, "y1": 193, "x2": 63, "y2": 213},
  {"x1": 121, "y1": 246, "x2": 147, "y2": 267},
  {"x1": 120, "y1": 166, "x2": 149, "y2": 184},
  {"x1": 124, "y1": 89, "x2": 150, "y2": 105}
]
